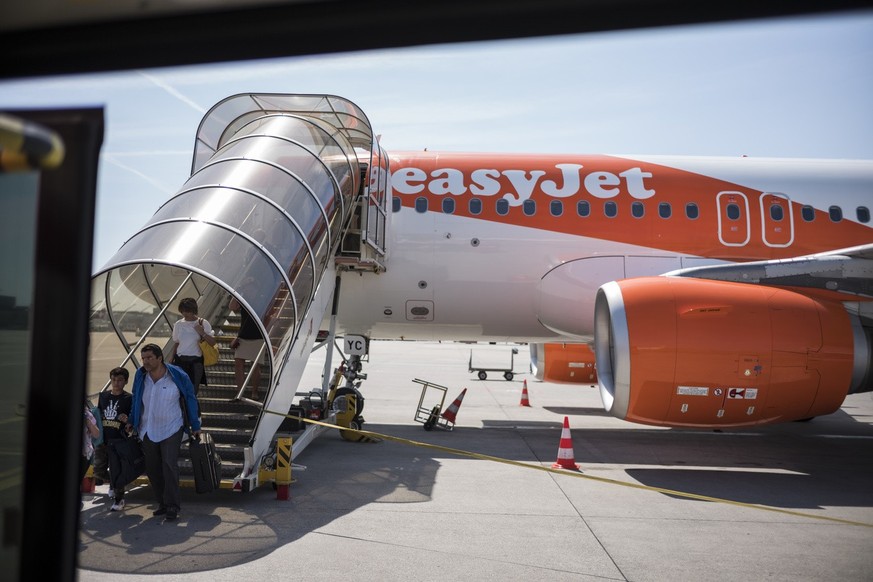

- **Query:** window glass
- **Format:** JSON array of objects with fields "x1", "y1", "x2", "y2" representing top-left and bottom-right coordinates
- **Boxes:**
[
  {"x1": 726, "y1": 203, "x2": 740, "y2": 220},
  {"x1": 686, "y1": 203, "x2": 699, "y2": 219},
  {"x1": 770, "y1": 204, "x2": 784, "y2": 221},
  {"x1": 415, "y1": 197, "x2": 427, "y2": 213},
  {"x1": 469, "y1": 198, "x2": 482, "y2": 215},
  {"x1": 577, "y1": 200, "x2": 590, "y2": 217},
  {"x1": 829, "y1": 205, "x2": 842, "y2": 222},
  {"x1": 496, "y1": 199, "x2": 509, "y2": 216},
  {"x1": 631, "y1": 201, "x2": 644, "y2": 218},
  {"x1": 857, "y1": 206, "x2": 870, "y2": 223},
  {"x1": 442, "y1": 198, "x2": 455, "y2": 214},
  {"x1": 604, "y1": 201, "x2": 617, "y2": 218},
  {"x1": 0, "y1": 169, "x2": 38, "y2": 582},
  {"x1": 550, "y1": 200, "x2": 563, "y2": 217},
  {"x1": 392, "y1": 197, "x2": 401, "y2": 213},
  {"x1": 523, "y1": 199, "x2": 536, "y2": 216},
  {"x1": 801, "y1": 205, "x2": 815, "y2": 222},
  {"x1": 658, "y1": 202, "x2": 671, "y2": 219}
]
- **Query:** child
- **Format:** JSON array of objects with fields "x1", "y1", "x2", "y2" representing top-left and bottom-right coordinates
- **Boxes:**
[{"x1": 97, "y1": 367, "x2": 133, "y2": 511}]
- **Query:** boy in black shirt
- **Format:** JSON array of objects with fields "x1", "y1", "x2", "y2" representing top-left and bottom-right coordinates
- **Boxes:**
[{"x1": 96, "y1": 367, "x2": 133, "y2": 511}]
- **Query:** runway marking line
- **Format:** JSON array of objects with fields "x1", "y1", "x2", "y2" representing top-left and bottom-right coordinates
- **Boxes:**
[{"x1": 263, "y1": 409, "x2": 873, "y2": 528}]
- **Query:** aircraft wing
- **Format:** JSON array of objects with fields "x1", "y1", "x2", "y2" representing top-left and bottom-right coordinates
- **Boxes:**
[{"x1": 663, "y1": 243, "x2": 873, "y2": 298}]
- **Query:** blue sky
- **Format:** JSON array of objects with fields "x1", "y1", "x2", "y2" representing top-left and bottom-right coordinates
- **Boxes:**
[{"x1": 1, "y1": 11, "x2": 871, "y2": 269}]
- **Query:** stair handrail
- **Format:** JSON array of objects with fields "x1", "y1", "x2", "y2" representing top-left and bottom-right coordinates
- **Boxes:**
[
  {"x1": 233, "y1": 340, "x2": 269, "y2": 405},
  {"x1": 91, "y1": 272, "x2": 194, "y2": 399}
]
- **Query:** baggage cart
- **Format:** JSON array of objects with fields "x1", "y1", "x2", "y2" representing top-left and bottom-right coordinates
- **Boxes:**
[{"x1": 468, "y1": 347, "x2": 518, "y2": 380}]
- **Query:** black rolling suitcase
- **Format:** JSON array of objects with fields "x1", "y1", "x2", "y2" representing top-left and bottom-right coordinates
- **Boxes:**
[{"x1": 189, "y1": 432, "x2": 221, "y2": 493}]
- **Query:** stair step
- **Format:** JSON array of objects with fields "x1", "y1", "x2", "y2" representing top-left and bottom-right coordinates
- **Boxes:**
[
  {"x1": 174, "y1": 319, "x2": 276, "y2": 484},
  {"x1": 203, "y1": 428, "x2": 252, "y2": 446},
  {"x1": 179, "y1": 442, "x2": 247, "y2": 463},
  {"x1": 201, "y1": 399, "x2": 263, "y2": 414},
  {"x1": 202, "y1": 413, "x2": 260, "y2": 431}
]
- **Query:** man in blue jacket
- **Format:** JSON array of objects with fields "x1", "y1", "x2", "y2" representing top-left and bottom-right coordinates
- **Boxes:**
[{"x1": 128, "y1": 343, "x2": 201, "y2": 521}]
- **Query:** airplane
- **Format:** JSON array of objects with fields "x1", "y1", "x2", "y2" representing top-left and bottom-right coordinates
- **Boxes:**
[
  {"x1": 10, "y1": 4, "x2": 865, "y2": 579},
  {"x1": 88, "y1": 92, "x2": 873, "y2": 491}
]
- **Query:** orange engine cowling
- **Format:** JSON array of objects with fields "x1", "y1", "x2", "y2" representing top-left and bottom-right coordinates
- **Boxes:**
[
  {"x1": 594, "y1": 276, "x2": 871, "y2": 428},
  {"x1": 529, "y1": 343, "x2": 598, "y2": 384}
]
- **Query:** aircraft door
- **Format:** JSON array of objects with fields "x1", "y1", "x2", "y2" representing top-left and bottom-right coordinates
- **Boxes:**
[
  {"x1": 760, "y1": 192, "x2": 794, "y2": 247},
  {"x1": 716, "y1": 191, "x2": 750, "y2": 247}
]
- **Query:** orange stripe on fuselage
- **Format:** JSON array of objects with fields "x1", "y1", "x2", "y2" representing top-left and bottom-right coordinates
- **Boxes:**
[{"x1": 388, "y1": 152, "x2": 872, "y2": 260}]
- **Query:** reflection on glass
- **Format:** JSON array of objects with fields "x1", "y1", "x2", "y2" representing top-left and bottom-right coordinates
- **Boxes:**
[{"x1": 0, "y1": 171, "x2": 39, "y2": 580}]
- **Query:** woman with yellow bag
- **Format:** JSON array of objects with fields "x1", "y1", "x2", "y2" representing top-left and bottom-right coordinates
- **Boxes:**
[{"x1": 167, "y1": 297, "x2": 217, "y2": 395}]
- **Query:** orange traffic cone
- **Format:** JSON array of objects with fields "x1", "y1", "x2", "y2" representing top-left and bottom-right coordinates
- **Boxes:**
[
  {"x1": 552, "y1": 416, "x2": 580, "y2": 470},
  {"x1": 519, "y1": 379, "x2": 531, "y2": 407},
  {"x1": 441, "y1": 388, "x2": 467, "y2": 424}
]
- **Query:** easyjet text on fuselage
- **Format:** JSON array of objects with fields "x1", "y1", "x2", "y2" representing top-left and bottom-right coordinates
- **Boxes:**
[{"x1": 390, "y1": 163, "x2": 656, "y2": 205}]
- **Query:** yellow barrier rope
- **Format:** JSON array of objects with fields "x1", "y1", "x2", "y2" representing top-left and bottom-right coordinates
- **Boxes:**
[{"x1": 263, "y1": 409, "x2": 873, "y2": 528}]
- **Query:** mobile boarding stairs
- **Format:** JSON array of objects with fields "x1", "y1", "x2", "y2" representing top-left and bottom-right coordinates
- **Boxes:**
[{"x1": 88, "y1": 94, "x2": 388, "y2": 492}]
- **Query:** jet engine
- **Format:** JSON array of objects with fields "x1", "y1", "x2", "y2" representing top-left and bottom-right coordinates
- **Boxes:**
[
  {"x1": 529, "y1": 343, "x2": 598, "y2": 384},
  {"x1": 594, "y1": 276, "x2": 872, "y2": 427}
]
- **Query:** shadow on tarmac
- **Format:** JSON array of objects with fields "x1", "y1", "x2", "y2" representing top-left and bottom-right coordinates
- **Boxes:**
[
  {"x1": 78, "y1": 413, "x2": 873, "y2": 575},
  {"x1": 78, "y1": 427, "x2": 441, "y2": 575}
]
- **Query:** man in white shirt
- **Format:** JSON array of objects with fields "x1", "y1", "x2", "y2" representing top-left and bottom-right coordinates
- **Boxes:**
[{"x1": 128, "y1": 343, "x2": 202, "y2": 521}]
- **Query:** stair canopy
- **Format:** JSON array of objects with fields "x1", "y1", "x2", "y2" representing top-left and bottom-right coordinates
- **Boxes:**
[{"x1": 89, "y1": 93, "x2": 376, "y2": 390}]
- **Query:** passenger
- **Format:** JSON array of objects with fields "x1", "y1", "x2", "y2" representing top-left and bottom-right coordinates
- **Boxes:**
[
  {"x1": 81, "y1": 403, "x2": 100, "y2": 485},
  {"x1": 91, "y1": 401, "x2": 110, "y2": 486},
  {"x1": 168, "y1": 297, "x2": 216, "y2": 395},
  {"x1": 128, "y1": 343, "x2": 201, "y2": 521},
  {"x1": 229, "y1": 295, "x2": 265, "y2": 400},
  {"x1": 94, "y1": 367, "x2": 133, "y2": 511}
]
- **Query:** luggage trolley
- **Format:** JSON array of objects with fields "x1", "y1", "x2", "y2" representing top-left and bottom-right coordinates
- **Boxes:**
[
  {"x1": 412, "y1": 378, "x2": 454, "y2": 431},
  {"x1": 468, "y1": 347, "x2": 519, "y2": 381}
]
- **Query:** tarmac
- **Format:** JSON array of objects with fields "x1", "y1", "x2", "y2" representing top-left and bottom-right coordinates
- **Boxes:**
[{"x1": 78, "y1": 340, "x2": 873, "y2": 581}]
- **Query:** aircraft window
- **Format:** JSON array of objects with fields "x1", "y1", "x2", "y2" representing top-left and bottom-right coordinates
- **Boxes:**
[
  {"x1": 577, "y1": 200, "x2": 590, "y2": 217},
  {"x1": 469, "y1": 198, "x2": 482, "y2": 215},
  {"x1": 686, "y1": 203, "x2": 699, "y2": 219},
  {"x1": 726, "y1": 203, "x2": 740, "y2": 220},
  {"x1": 604, "y1": 201, "x2": 618, "y2": 218},
  {"x1": 442, "y1": 198, "x2": 455, "y2": 214},
  {"x1": 523, "y1": 199, "x2": 536, "y2": 216},
  {"x1": 631, "y1": 201, "x2": 644, "y2": 218},
  {"x1": 496, "y1": 199, "x2": 510, "y2": 216},
  {"x1": 829, "y1": 205, "x2": 842, "y2": 222},
  {"x1": 415, "y1": 197, "x2": 428, "y2": 213},
  {"x1": 857, "y1": 206, "x2": 870, "y2": 223},
  {"x1": 801, "y1": 205, "x2": 815, "y2": 222},
  {"x1": 392, "y1": 197, "x2": 401, "y2": 213},
  {"x1": 658, "y1": 202, "x2": 671, "y2": 218},
  {"x1": 769, "y1": 204, "x2": 784, "y2": 221},
  {"x1": 550, "y1": 200, "x2": 563, "y2": 217}
]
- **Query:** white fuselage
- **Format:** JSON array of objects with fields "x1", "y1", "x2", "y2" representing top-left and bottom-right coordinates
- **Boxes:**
[{"x1": 333, "y1": 153, "x2": 873, "y2": 343}]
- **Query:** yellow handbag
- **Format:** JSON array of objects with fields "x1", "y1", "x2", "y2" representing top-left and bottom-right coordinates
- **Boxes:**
[{"x1": 198, "y1": 319, "x2": 219, "y2": 366}]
